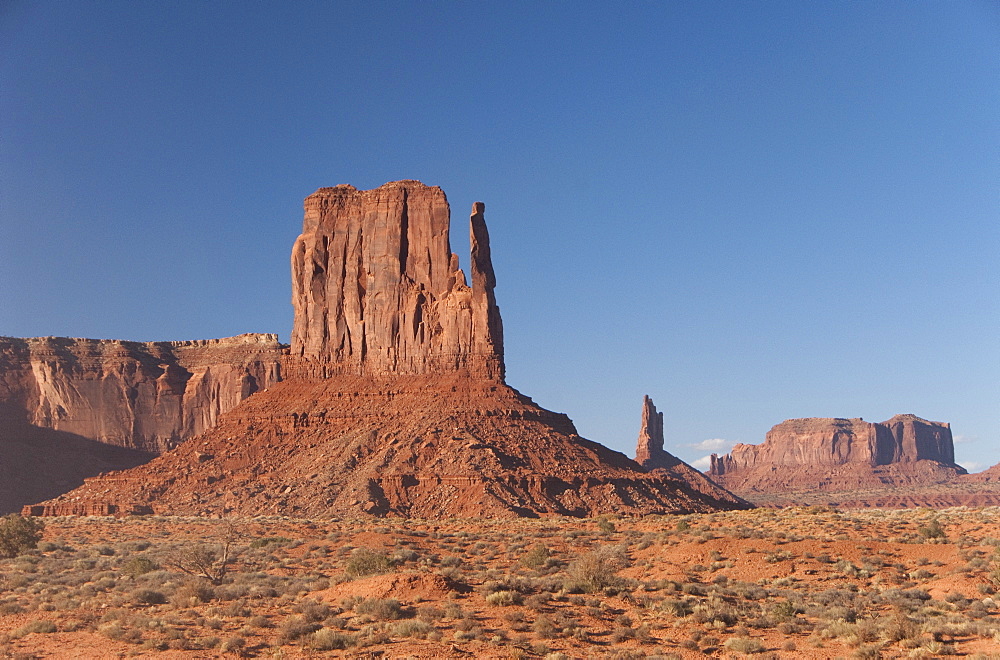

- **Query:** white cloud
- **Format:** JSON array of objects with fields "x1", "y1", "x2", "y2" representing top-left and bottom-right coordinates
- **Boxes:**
[
  {"x1": 953, "y1": 434, "x2": 977, "y2": 444},
  {"x1": 685, "y1": 438, "x2": 734, "y2": 452},
  {"x1": 962, "y1": 461, "x2": 984, "y2": 473},
  {"x1": 692, "y1": 455, "x2": 713, "y2": 470}
]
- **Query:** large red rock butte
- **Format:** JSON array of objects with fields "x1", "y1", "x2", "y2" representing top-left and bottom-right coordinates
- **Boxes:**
[
  {"x1": 708, "y1": 414, "x2": 969, "y2": 505},
  {"x1": 0, "y1": 334, "x2": 282, "y2": 513},
  {"x1": 27, "y1": 181, "x2": 748, "y2": 518}
]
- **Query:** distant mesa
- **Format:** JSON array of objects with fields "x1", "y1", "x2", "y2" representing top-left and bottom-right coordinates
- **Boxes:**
[
  {"x1": 25, "y1": 180, "x2": 749, "y2": 518},
  {"x1": 706, "y1": 414, "x2": 983, "y2": 507}
]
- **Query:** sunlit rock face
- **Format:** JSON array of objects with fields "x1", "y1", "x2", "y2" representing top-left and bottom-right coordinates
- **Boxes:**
[
  {"x1": 290, "y1": 181, "x2": 503, "y2": 379},
  {"x1": 708, "y1": 414, "x2": 965, "y2": 495},
  {"x1": 0, "y1": 333, "x2": 283, "y2": 453}
]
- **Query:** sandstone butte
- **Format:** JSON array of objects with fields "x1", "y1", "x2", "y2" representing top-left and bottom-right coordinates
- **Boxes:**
[
  {"x1": 0, "y1": 334, "x2": 282, "y2": 513},
  {"x1": 25, "y1": 180, "x2": 749, "y2": 518},
  {"x1": 705, "y1": 414, "x2": 994, "y2": 506}
]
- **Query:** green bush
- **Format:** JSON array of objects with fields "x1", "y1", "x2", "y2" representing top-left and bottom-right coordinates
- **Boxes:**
[
  {"x1": 0, "y1": 515, "x2": 44, "y2": 558},
  {"x1": 345, "y1": 548, "x2": 393, "y2": 577},
  {"x1": 122, "y1": 556, "x2": 159, "y2": 578}
]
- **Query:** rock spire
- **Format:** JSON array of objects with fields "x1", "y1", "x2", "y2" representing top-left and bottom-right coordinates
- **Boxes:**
[{"x1": 635, "y1": 395, "x2": 665, "y2": 468}]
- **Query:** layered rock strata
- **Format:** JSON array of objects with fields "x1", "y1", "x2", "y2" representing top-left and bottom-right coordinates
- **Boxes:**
[
  {"x1": 708, "y1": 415, "x2": 967, "y2": 500},
  {"x1": 0, "y1": 334, "x2": 282, "y2": 513},
  {"x1": 30, "y1": 180, "x2": 748, "y2": 518},
  {"x1": 0, "y1": 333, "x2": 283, "y2": 453}
]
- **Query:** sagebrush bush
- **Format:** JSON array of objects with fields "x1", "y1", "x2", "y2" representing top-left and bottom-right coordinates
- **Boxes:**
[{"x1": 345, "y1": 548, "x2": 393, "y2": 577}]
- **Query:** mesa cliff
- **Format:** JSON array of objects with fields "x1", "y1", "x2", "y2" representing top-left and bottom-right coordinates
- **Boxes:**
[
  {"x1": 28, "y1": 181, "x2": 748, "y2": 518},
  {"x1": 708, "y1": 415, "x2": 968, "y2": 504},
  {"x1": 0, "y1": 333, "x2": 283, "y2": 453},
  {"x1": 0, "y1": 334, "x2": 283, "y2": 513}
]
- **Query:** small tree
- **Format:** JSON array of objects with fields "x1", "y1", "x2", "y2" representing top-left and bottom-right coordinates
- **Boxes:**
[
  {"x1": 163, "y1": 520, "x2": 242, "y2": 585},
  {"x1": 0, "y1": 515, "x2": 44, "y2": 558}
]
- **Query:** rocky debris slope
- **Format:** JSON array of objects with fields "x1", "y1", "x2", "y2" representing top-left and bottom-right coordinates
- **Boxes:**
[
  {"x1": 0, "y1": 334, "x2": 283, "y2": 453},
  {"x1": 27, "y1": 375, "x2": 748, "y2": 518},
  {"x1": 30, "y1": 181, "x2": 749, "y2": 518},
  {"x1": 708, "y1": 415, "x2": 967, "y2": 504},
  {"x1": 966, "y1": 463, "x2": 1000, "y2": 484}
]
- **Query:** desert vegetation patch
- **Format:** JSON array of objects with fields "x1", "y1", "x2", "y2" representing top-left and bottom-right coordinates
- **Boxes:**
[{"x1": 2, "y1": 508, "x2": 1000, "y2": 657}]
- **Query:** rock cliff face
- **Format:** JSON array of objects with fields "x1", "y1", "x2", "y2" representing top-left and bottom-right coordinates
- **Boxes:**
[
  {"x1": 30, "y1": 181, "x2": 748, "y2": 518},
  {"x1": 0, "y1": 333, "x2": 282, "y2": 513},
  {"x1": 0, "y1": 334, "x2": 283, "y2": 453},
  {"x1": 708, "y1": 415, "x2": 966, "y2": 500},
  {"x1": 290, "y1": 182, "x2": 502, "y2": 379}
]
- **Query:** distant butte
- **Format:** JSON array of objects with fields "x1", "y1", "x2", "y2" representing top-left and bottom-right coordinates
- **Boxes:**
[
  {"x1": 706, "y1": 414, "x2": 985, "y2": 507},
  {"x1": 26, "y1": 181, "x2": 749, "y2": 518}
]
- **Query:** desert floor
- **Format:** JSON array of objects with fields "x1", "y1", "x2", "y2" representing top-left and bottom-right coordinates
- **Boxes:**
[{"x1": 2, "y1": 507, "x2": 1000, "y2": 658}]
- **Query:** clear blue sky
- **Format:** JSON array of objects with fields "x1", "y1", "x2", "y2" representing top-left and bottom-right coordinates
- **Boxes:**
[{"x1": 2, "y1": 2, "x2": 997, "y2": 471}]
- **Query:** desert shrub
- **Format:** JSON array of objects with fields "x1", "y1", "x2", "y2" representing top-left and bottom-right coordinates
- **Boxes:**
[
  {"x1": 533, "y1": 615, "x2": 556, "y2": 638},
  {"x1": 0, "y1": 515, "x2": 44, "y2": 558},
  {"x1": 311, "y1": 628, "x2": 355, "y2": 650},
  {"x1": 131, "y1": 588, "x2": 168, "y2": 605},
  {"x1": 392, "y1": 619, "x2": 434, "y2": 638},
  {"x1": 355, "y1": 597, "x2": 405, "y2": 620},
  {"x1": 345, "y1": 548, "x2": 393, "y2": 578},
  {"x1": 724, "y1": 636, "x2": 764, "y2": 653},
  {"x1": 918, "y1": 519, "x2": 946, "y2": 540},
  {"x1": 277, "y1": 615, "x2": 321, "y2": 643},
  {"x1": 219, "y1": 637, "x2": 246, "y2": 653},
  {"x1": 564, "y1": 546, "x2": 628, "y2": 593},
  {"x1": 520, "y1": 544, "x2": 551, "y2": 569},
  {"x1": 170, "y1": 579, "x2": 215, "y2": 607},
  {"x1": 596, "y1": 516, "x2": 616, "y2": 534},
  {"x1": 293, "y1": 598, "x2": 331, "y2": 622},
  {"x1": 250, "y1": 615, "x2": 273, "y2": 628},
  {"x1": 249, "y1": 536, "x2": 290, "y2": 549},
  {"x1": 13, "y1": 620, "x2": 57, "y2": 637},
  {"x1": 486, "y1": 590, "x2": 522, "y2": 606},
  {"x1": 122, "y1": 556, "x2": 159, "y2": 578}
]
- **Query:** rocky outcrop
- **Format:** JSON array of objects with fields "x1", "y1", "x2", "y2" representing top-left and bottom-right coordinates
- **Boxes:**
[
  {"x1": 708, "y1": 415, "x2": 966, "y2": 502},
  {"x1": 290, "y1": 182, "x2": 502, "y2": 379},
  {"x1": 30, "y1": 181, "x2": 749, "y2": 518},
  {"x1": 0, "y1": 334, "x2": 283, "y2": 453}
]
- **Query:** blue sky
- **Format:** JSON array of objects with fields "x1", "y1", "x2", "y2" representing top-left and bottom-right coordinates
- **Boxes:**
[{"x1": 2, "y1": 1, "x2": 997, "y2": 471}]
